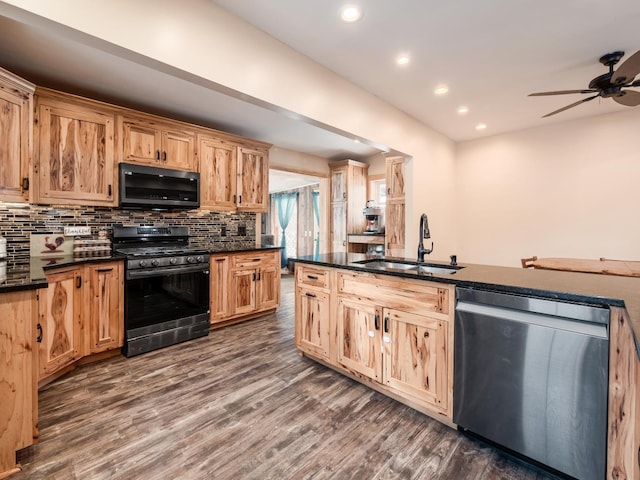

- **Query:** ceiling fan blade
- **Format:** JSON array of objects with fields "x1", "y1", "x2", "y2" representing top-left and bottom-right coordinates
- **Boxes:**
[
  {"x1": 613, "y1": 89, "x2": 640, "y2": 106},
  {"x1": 541, "y1": 95, "x2": 599, "y2": 118},
  {"x1": 612, "y1": 50, "x2": 640, "y2": 84},
  {"x1": 529, "y1": 89, "x2": 597, "y2": 96}
]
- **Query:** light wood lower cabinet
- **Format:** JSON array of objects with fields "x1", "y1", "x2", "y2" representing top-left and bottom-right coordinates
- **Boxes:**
[
  {"x1": 210, "y1": 250, "x2": 281, "y2": 326},
  {"x1": 0, "y1": 289, "x2": 37, "y2": 479},
  {"x1": 37, "y1": 261, "x2": 124, "y2": 383},
  {"x1": 295, "y1": 264, "x2": 454, "y2": 420}
]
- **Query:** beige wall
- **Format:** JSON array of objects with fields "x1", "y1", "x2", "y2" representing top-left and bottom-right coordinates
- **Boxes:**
[
  {"x1": 456, "y1": 108, "x2": 640, "y2": 267},
  {"x1": 1, "y1": 0, "x2": 457, "y2": 261}
]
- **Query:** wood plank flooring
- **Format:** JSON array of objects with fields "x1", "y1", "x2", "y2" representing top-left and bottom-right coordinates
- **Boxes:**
[{"x1": 15, "y1": 274, "x2": 561, "y2": 479}]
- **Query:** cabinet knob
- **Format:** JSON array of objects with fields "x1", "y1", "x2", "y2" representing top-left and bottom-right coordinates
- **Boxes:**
[
  {"x1": 36, "y1": 323, "x2": 43, "y2": 343},
  {"x1": 156, "y1": 150, "x2": 160, "y2": 160},
  {"x1": 22, "y1": 177, "x2": 29, "y2": 191}
]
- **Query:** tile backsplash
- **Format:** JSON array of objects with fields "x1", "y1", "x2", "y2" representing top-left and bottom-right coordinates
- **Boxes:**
[{"x1": 0, "y1": 204, "x2": 256, "y2": 262}]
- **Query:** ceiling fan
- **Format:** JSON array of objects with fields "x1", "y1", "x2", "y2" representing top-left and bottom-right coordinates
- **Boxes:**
[{"x1": 529, "y1": 50, "x2": 640, "y2": 118}]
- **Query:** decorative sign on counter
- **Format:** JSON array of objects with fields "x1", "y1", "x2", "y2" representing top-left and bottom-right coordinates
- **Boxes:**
[{"x1": 30, "y1": 233, "x2": 73, "y2": 257}]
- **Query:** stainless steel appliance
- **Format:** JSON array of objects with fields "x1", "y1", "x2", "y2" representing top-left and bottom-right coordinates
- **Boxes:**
[
  {"x1": 362, "y1": 206, "x2": 384, "y2": 233},
  {"x1": 119, "y1": 163, "x2": 200, "y2": 209},
  {"x1": 113, "y1": 224, "x2": 210, "y2": 357},
  {"x1": 453, "y1": 287, "x2": 609, "y2": 480}
]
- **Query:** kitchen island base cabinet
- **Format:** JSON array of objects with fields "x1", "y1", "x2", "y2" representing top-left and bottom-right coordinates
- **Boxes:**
[
  {"x1": 295, "y1": 264, "x2": 454, "y2": 421},
  {"x1": 0, "y1": 290, "x2": 37, "y2": 480},
  {"x1": 210, "y1": 250, "x2": 281, "y2": 328}
]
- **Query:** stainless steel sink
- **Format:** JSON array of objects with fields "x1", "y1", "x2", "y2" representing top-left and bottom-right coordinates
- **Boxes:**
[{"x1": 353, "y1": 259, "x2": 463, "y2": 275}]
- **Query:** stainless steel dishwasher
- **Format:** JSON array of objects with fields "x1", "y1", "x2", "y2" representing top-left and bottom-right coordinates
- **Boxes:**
[{"x1": 453, "y1": 287, "x2": 609, "y2": 480}]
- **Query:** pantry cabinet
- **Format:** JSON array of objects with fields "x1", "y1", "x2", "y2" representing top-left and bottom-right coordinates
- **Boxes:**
[
  {"x1": 210, "y1": 249, "x2": 280, "y2": 326},
  {"x1": 34, "y1": 89, "x2": 116, "y2": 206},
  {"x1": 0, "y1": 67, "x2": 34, "y2": 203},
  {"x1": 120, "y1": 115, "x2": 196, "y2": 171},
  {"x1": 0, "y1": 289, "x2": 37, "y2": 479},
  {"x1": 385, "y1": 156, "x2": 405, "y2": 257},
  {"x1": 198, "y1": 134, "x2": 270, "y2": 212},
  {"x1": 329, "y1": 160, "x2": 368, "y2": 253}
]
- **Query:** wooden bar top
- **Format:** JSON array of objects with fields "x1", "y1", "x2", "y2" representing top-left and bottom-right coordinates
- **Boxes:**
[{"x1": 521, "y1": 256, "x2": 640, "y2": 278}]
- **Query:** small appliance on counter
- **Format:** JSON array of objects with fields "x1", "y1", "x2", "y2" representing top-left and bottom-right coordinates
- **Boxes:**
[{"x1": 362, "y1": 204, "x2": 384, "y2": 233}]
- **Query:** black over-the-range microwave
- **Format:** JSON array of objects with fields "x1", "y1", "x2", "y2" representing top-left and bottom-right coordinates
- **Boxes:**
[{"x1": 119, "y1": 163, "x2": 200, "y2": 209}]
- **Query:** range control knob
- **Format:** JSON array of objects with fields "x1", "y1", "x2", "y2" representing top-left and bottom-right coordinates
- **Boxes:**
[
  {"x1": 169, "y1": 257, "x2": 178, "y2": 265},
  {"x1": 138, "y1": 260, "x2": 147, "y2": 268},
  {"x1": 151, "y1": 259, "x2": 160, "y2": 267},
  {"x1": 196, "y1": 255, "x2": 204, "y2": 263},
  {"x1": 186, "y1": 256, "x2": 195, "y2": 264}
]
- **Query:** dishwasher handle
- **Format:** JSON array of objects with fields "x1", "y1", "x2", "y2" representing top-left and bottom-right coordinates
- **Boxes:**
[{"x1": 456, "y1": 300, "x2": 608, "y2": 339}]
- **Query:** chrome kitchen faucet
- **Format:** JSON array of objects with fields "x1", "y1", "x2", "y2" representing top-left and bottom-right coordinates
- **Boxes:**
[{"x1": 417, "y1": 213, "x2": 433, "y2": 262}]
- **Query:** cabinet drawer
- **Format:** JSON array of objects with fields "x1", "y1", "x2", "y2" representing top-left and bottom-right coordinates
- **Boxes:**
[
  {"x1": 296, "y1": 265, "x2": 330, "y2": 290},
  {"x1": 338, "y1": 271, "x2": 451, "y2": 317},
  {"x1": 231, "y1": 251, "x2": 276, "y2": 269}
]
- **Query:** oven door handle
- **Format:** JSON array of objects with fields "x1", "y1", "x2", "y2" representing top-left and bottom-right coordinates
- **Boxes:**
[{"x1": 126, "y1": 264, "x2": 209, "y2": 279}]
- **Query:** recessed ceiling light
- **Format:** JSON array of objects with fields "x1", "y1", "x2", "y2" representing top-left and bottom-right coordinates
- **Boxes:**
[
  {"x1": 396, "y1": 54, "x2": 410, "y2": 66},
  {"x1": 475, "y1": 123, "x2": 487, "y2": 131},
  {"x1": 340, "y1": 5, "x2": 363, "y2": 23},
  {"x1": 434, "y1": 85, "x2": 449, "y2": 96},
  {"x1": 457, "y1": 106, "x2": 469, "y2": 115}
]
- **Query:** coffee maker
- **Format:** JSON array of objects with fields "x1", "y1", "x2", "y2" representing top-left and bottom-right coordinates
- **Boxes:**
[{"x1": 362, "y1": 204, "x2": 384, "y2": 233}]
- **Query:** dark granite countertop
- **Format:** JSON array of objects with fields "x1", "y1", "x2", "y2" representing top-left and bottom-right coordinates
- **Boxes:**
[
  {"x1": 0, "y1": 246, "x2": 280, "y2": 294},
  {"x1": 294, "y1": 253, "x2": 640, "y2": 356}
]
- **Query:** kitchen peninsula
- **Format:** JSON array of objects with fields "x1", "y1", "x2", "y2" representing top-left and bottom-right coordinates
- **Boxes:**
[{"x1": 293, "y1": 252, "x2": 640, "y2": 480}]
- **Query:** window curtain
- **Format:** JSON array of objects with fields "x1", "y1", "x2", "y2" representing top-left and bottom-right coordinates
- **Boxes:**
[
  {"x1": 274, "y1": 192, "x2": 298, "y2": 268},
  {"x1": 312, "y1": 191, "x2": 320, "y2": 259}
]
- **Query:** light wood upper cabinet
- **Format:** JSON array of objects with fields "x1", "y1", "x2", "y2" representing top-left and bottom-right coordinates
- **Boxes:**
[
  {"x1": 198, "y1": 134, "x2": 269, "y2": 212},
  {"x1": 237, "y1": 147, "x2": 268, "y2": 212},
  {"x1": 120, "y1": 116, "x2": 196, "y2": 171},
  {"x1": 386, "y1": 156, "x2": 405, "y2": 200},
  {"x1": 37, "y1": 266, "x2": 83, "y2": 379},
  {"x1": 34, "y1": 92, "x2": 116, "y2": 206},
  {"x1": 86, "y1": 261, "x2": 124, "y2": 354},
  {"x1": 0, "y1": 67, "x2": 34, "y2": 203},
  {"x1": 0, "y1": 290, "x2": 37, "y2": 479},
  {"x1": 199, "y1": 136, "x2": 237, "y2": 210}
]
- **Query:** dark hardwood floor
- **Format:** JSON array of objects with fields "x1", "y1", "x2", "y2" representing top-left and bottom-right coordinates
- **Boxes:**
[{"x1": 16, "y1": 274, "x2": 561, "y2": 479}]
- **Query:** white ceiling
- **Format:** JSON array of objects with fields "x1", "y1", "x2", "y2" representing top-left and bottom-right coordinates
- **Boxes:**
[
  {"x1": 0, "y1": 0, "x2": 639, "y2": 161},
  {"x1": 213, "y1": 0, "x2": 640, "y2": 141},
  {"x1": 269, "y1": 170, "x2": 321, "y2": 194}
]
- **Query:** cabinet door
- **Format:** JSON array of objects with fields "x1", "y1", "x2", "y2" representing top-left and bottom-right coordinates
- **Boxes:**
[
  {"x1": 38, "y1": 267, "x2": 82, "y2": 379},
  {"x1": 231, "y1": 268, "x2": 256, "y2": 316},
  {"x1": 330, "y1": 166, "x2": 347, "y2": 202},
  {"x1": 210, "y1": 255, "x2": 230, "y2": 323},
  {"x1": 87, "y1": 262, "x2": 123, "y2": 354},
  {"x1": 383, "y1": 308, "x2": 448, "y2": 410},
  {"x1": 337, "y1": 296, "x2": 380, "y2": 381},
  {"x1": 121, "y1": 120, "x2": 162, "y2": 166},
  {"x1": 257, "y1": 264, "x2": 280, "y2": 311},
  {"x1": 199, "y1": 137, "x2": 237, "y2": 210},
  {"x1": 0, "y1": 290, "x2": 36, "y2": 470},
  {"x1": 386, "y1": 157, "x2": 405, "y2": 200},
  {"x1": 385, "y1": 199, "x2": 405, "y2": 257},
  {"x1": 0, "y1": 86, "x2": 31, "y2": 202},
  {"x1": 237, "y1": 147, "x2": 268, "y2": 211},
  {"x1": 331, "y1": 202, "x2": 347, "y2": 253},
  {"x1": 37, "y1": 103, "x2": 115, "y2": 205},
  {"x1": 296, "y1": 287, "x2": 330, "y2": 359},
  {"x1": 162, "y1": 129, "x2": 196, "y2": 171}
]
